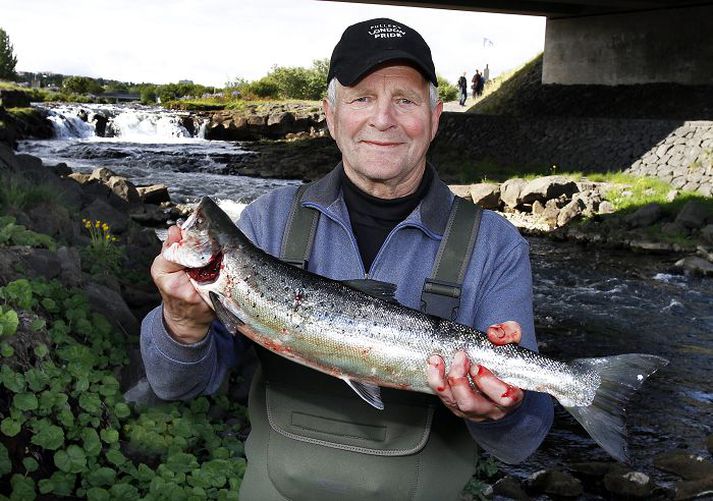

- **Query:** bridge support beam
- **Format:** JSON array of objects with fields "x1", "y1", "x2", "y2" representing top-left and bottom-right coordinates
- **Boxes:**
[{"x1": 542, "y1": 4, "x2": 713, "y2": 85}]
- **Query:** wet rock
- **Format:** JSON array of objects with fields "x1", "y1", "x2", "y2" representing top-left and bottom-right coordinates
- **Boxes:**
[
  {"x1": 520, "y1": 175, "x2": 579, "y2": 205},
  {"x1": 492, "y1": 475, "x2": 528, "y2": 500},
  {"x1": 701, "y1": 225, "x2": 713, "y2": 245},
  {"x1": 80, "y1": 198, "x2": 130, "y2": 234},
  {"x1": 89, "y1": 166, "x2": 118, "y2": 183},
  {"x1": 707, "y1": 434, "x2": 713, "y2": 455},
  {"x1": 662, "y1": 221, "x2": 691, "y2": 237},
  {"x1": 603, "y1": 470, "x2": 653, "y2": 498},
  {"x1": 84, "y1": 281, "x2": 139, "y2": 336},
  {"x1": 654, "y1": 451, "x2": 713, "y2": 480},
  {"x1": 569, "y1": 461, "x2": 621, "y2": 479},
  {"x1": 107, "y1": 175, "x2": 141, "y2": 206},
  {"x1": 469, "y1": 183, "x2": 501, "y2": 209},
  {"x1": 0, "y1": 247, "x2": 61, "y2": 283},
  {"x1": 528, "y1": 469, "x2": 583, "y2": 498},
  {"x1": 673, "y1": 256, "x2": 713, "y2": 276},
  {"x1": 674, "y1": 476, "x2": 713, "y2": 500},
  {"x1": 624, "y1": 203, "x2": 664, "y2": 228},
  {"x1": 136, "y1": 184, "x2": 171, "y2": 205},
  {"x1": 675, "y1": 200, "x2": 712, "y2": 229},
  {"x1": 57, "y1": 246, "x2": 83, "y2": 287},
  {"x1": 50, "y1": 162, "x2": 72, "y2": 177}
]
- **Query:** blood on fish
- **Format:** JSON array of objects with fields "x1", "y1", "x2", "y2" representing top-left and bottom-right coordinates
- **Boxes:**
[{"x1": 187, "y1": 252, "x2": 223, "y2": 284}]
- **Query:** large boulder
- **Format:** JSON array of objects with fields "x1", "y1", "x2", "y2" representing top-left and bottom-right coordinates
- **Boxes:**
[
  {"x1": 675, "y1": 200, "x2": 712, "y2": 230},
  {"x1": 80, "y1": 198, "x2": 130, "y2": 234},
  {"x1": 84, "y1": 281, "x2": 139, "y2": 336},
  {"x1": 624, "y1": 203, "x2": 664, "y2": 228},
  {"x1": 528, "y1": 469, "x2": 583, "y2": 498},
  {"x1": 500, "y1": 178, "x2": 528, "y2": 209},
  {"x1": 469, "y1": 183, "x2": 501, "y2": 209},
  {"x1": 136, "y1": 184, "x2": 171, "y2": 205},
  {"x1": 520, "y1": 175, "x2": 579, "y2": 205},
  {"x1": 603, "y1": 470, "x2": 653, "y2": 498},
  {"x1": 654, "y1": 451, "x2": 713, "y2": 480}
]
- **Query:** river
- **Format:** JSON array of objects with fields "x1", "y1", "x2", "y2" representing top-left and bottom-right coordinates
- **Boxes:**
[{"x1": 19, "y1": 103, "x2": 713, "y2": 491}]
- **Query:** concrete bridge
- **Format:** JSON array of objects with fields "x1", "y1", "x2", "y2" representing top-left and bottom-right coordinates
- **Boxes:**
[{"x1": 328, "y1": 0, "x2": 713, "y2": 85}]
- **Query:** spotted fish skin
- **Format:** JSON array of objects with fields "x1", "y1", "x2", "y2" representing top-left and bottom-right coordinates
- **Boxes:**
[{"x1": 163, "y1": 196, "x2": 668, "y2": 462}]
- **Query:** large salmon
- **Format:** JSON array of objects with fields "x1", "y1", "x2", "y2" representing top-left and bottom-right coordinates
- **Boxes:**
[{"x1": 162, "y1": 196, "x2": 668, "y2": 462}]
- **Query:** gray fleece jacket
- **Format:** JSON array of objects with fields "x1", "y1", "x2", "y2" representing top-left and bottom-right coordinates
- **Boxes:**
[{"x1": 140, "y1": 164, "x2": 553, "y2": 464}]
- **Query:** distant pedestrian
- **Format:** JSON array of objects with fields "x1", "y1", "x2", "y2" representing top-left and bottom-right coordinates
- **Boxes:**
[
  {"x1": 483, "y1": 64, "x2": 490, "y2": 83},
  {"x1": 457, "y1": 72, "x2": 468, "y2": 106},
  {"x1": 472, "y1": 69, "x2": 484, "y2": 97}
]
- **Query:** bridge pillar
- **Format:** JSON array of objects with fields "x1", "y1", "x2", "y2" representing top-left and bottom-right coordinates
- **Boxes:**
[{"x1": 542, "y1": 3, "x2": 713, "y2": 85}]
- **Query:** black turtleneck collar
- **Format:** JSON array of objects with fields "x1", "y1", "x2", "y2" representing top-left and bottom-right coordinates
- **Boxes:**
[{"x1": 341, "y1": 167, "x2": 433, "y2": 274}]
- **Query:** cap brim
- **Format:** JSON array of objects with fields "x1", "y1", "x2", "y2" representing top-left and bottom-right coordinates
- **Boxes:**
[{"x1": 337, "y1": 50, "x2": 437, "y2": 86}]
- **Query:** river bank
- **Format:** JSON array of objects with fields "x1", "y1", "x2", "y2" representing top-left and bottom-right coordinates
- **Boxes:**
[{"x1": 2, "y1": 143, "x2": 713, "y2": 499}]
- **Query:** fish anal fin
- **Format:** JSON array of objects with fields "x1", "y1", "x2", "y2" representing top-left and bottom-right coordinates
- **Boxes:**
[
  {"x1": 209, "y1": 291, "x2": 246, "y2": 335},
  {"x1": 343, "y1": 378, "x2": 384, "y2": 410}
]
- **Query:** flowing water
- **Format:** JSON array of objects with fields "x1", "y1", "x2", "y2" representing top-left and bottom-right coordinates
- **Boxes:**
[
  {"x1": 20, "y1": 103, "x2": 299, "y2": 204},
  {"x1": 19, "y1": 103, "x2": 713, "y2": 486}
]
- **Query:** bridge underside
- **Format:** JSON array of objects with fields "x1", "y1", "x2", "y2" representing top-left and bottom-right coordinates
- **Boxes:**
[{"x1": 327, "y1": 0, "x2": 713, "y2": 85}]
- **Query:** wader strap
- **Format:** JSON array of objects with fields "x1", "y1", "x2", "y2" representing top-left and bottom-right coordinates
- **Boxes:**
[
  {"x1": 280, "y1": 183, "x2": 319, "y2": 269},
  {"x1": 421, "y1": 197, "x2": 482, "y2": 320}
]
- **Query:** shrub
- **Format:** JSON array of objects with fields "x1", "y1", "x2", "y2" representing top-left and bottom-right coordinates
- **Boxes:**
[{"x1": 436, "y1": 75, "x2": 459, "y2": 102}]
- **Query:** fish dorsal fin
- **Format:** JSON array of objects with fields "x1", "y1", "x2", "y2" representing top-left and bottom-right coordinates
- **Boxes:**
[
  {"x1": 341, "y1": 279, "x2": 398, "y2": 305},
  {"x1": 209, "y1": 291, "x2": 245, "y2": 335},
  {"x1": 342, "y1": 378, "x2": 384, "y2": 410}
]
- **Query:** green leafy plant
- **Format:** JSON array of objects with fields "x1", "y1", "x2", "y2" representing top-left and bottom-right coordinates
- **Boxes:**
[
  {"x1": 0, "y1": 215, "x2": 56, "y2": 250},
  {"x1": 0, "y1": 277, "x2": 249, "y2": 499}
]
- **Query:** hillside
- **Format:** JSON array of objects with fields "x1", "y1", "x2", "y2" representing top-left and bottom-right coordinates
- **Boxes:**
[{"x1": 469, "y1": 54, "x2": 713, "y2": 120}]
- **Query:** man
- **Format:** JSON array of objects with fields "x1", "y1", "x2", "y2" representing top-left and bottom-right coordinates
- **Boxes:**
[
  {"x1": 141, "y1": 18, "x2": 553, "y2": 500},
  {"x1": 458, "y1": 71, "x2": 468, "y2": 106}
]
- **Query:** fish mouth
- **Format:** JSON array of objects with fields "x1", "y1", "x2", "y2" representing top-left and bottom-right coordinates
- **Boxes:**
[{"x1": 186, "y1": 252, "x2": 223, "y2": 284}]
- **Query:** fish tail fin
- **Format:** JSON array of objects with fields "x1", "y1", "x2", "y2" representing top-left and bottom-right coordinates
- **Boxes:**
[{"x1": 563, "y1": 354, "x2": 668, "y2": 462}]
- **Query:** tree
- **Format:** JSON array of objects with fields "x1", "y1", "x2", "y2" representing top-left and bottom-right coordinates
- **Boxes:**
[
  {"x1": 0, "y1": 28, "x2": 18, "y2": 81},
  {"x1": 62, "y1": 76, "x2": 104, "y2": 95}
]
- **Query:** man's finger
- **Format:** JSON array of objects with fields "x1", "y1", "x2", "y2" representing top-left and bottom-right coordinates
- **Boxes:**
[
  {"x1": 470, "y1": 364, "x2": 524, "y2": 409},
  {"x1": 486, "y1": 321, "x2": 521, "y2": 346},
  {"x1": 426, "y1": 355, "x2": 458, "y2": 408}
]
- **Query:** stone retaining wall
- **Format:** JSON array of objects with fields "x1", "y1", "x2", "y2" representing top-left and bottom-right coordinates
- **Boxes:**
[{"x1": 436, "y1": 114, "x2": 713, "y2": 196}]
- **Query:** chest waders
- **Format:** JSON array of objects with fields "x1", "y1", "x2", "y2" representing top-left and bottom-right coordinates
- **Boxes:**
[{"x1": 240, "y1": 185, "x2": 484, "y2": 501}]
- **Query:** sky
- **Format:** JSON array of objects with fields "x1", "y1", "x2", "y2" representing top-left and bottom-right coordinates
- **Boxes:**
[{"x1": 0, "y1": 0, "x2": 545, "y2": 88}]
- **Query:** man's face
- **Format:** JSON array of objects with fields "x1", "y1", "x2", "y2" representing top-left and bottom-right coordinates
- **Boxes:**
[{"x1": 323, "y1": 65, "x2": 443, "y2": 198}]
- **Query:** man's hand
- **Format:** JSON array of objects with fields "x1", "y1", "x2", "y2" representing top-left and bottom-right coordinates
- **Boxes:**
[
  {"x1": 151, "y1": 225, "x2": 215, "y2": 344},
  {"x1": 426, "y1": 321, "x2": 524, "y2": 422}
]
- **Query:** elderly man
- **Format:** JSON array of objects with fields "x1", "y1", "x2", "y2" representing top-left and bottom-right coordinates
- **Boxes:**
[{"x1": 141, "y1": 18, "x2": 553, "y2": 500}]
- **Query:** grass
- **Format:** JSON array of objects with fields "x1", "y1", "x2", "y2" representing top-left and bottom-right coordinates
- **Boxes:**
[
  {"x1": 0, "y1": 174, "x2": 65, "y2": 213},
  {"x1": 466, "y1": 55, "x2": 543, "y2": 114}
]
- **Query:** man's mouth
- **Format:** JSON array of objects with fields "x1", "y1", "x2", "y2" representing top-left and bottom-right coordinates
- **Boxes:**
[
  {"x1": 361, "y1": 140, "x2": 403, "y2": 147},
  {"x1": 187, "y1": 252, "x2": 223, "y2": 284}
]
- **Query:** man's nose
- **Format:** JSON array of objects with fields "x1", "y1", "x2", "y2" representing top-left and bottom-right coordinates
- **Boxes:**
[{"x1": 369, "y1": 98, "x2": 396, "y2": 130}]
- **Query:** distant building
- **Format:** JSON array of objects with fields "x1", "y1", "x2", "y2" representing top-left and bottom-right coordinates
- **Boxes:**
[{"x1": 178, "y1": 80, "x2": 194, "y2": 85}]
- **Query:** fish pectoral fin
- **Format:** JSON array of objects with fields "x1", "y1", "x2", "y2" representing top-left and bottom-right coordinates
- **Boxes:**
[
  {"x1": 343, "y1": 378, "x2": 384, "y2": 410},
  {"x1": 209, "y1": 291, "x2": 246, "y2": 334},
  {"x1": 341, "y1": 279, "x2": 399, "y2": 305}
]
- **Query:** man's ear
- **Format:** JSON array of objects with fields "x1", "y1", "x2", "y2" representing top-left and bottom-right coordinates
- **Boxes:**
[
  {"x1": 323, "y1": 97, "x2": 336, "y2": 138},
  {"x1": 430, "y1": 100, "x2": 443, "y2": 141}
]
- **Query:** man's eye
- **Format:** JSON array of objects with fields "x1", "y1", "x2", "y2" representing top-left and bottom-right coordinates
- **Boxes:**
[
  {"x1": 397, "y1": 98, "x2": 417, "y2": 106},
  {"x1": 352, "y1": 97, "x2": 369, "y2": 103}
]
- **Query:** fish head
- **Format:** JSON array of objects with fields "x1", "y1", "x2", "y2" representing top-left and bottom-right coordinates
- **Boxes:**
[{"x1": 162, "y1": 197, "x2": 239, "y2": 285}]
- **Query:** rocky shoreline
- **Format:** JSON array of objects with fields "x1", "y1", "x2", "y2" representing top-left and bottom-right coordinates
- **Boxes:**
[{"x1": 2, "y1": 138, "x2": 713, "y2": 498}]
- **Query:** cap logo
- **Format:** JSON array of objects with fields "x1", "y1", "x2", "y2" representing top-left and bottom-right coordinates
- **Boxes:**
[{"x1": 367, "y1": 23, "x2": 406, "y2": 39}]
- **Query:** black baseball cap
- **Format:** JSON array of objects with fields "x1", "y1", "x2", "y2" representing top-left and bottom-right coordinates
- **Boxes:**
[{"x1": 327, "y1": 18, "x2": 438, "y2": 87}]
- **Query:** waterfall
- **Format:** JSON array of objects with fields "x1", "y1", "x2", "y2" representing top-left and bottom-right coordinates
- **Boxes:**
[{"x1": 36, "y1": 103, "x2": 200, "y2": 142}]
